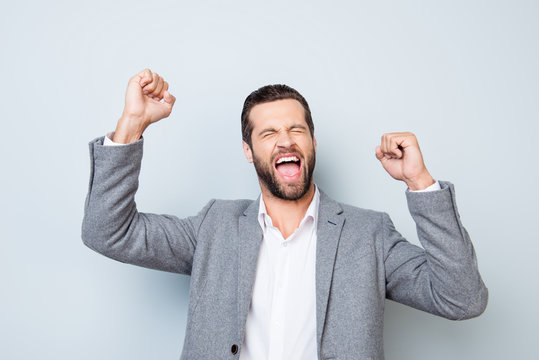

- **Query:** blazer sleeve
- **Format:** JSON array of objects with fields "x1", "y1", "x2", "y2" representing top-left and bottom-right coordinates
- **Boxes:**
[
  {"x1": 383, "y1": 181, "x2": 488, "y2": 320},
  {"x1": 81, "y1": 136, "x2": 214, "y2": 275}
]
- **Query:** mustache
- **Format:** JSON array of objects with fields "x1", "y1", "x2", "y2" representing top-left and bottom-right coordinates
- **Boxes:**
[{"x1": 271, "y1": 148, "x2": 304, "y2": 162}]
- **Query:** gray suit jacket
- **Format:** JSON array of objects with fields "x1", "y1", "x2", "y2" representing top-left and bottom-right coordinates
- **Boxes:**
[{"x1": 82, "y1": 137, "x2": 488, "y2": 360}]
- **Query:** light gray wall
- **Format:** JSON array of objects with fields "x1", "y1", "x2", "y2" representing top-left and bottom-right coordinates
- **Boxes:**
[{"x1": 1, "y1": 1, "x2": 537, "y2": 359}]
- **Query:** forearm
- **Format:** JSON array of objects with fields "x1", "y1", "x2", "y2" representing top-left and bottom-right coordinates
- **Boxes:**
[
  {"x1": 412, "y1": 182, "x2": 487, "y2": 314},
  {"x1": 81, "y1": 136, "x2": 199, "y2": 274},
  {"x1": 82, "y1": 136, "x2": 145, "y2": 255},
  {"x1": 385, "y1": 181, "x2": 488, "y2": 319}
]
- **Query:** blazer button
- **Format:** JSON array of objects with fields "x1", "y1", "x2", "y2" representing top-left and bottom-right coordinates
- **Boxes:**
[{"x1": 231, "y1": 344, "x2": 238, "y2": 355}]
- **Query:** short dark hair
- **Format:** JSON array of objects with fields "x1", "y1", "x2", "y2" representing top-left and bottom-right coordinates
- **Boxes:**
[{"x1": 241, "y1": 84, "x2": 314, "y2": 146}]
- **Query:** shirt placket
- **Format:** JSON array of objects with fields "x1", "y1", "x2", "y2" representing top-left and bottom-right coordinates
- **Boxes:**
[{"x1": 267, "y1": 227, "x2": 290, "y2": 360}]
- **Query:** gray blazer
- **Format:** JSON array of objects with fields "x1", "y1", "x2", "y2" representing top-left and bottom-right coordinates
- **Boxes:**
[{"x1": 82, "y1": 137, "x2": 488, "y2": 360}]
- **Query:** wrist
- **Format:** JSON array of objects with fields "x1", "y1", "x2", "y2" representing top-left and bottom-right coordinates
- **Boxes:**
[
  {"x1": 113, "y1": 115, "x2": 147, "y2": 144},
  {"x1": 405, "y1": 171, "x2": 435, "y2": 191}
]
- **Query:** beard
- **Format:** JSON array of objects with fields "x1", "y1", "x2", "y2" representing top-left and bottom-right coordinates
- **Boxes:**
[{"x1": 252, "y1": 145, "x2": 316, "y2": 201}]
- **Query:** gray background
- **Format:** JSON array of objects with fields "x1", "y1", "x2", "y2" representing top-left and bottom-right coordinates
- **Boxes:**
[{"x1": 1, "y1": 0, "x2": 537, "y2": 359}]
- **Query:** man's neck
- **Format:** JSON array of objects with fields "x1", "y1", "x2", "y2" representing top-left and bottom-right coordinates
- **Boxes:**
[{"x1": 261, "y1": 183, "x2": 316, "y2": 239}]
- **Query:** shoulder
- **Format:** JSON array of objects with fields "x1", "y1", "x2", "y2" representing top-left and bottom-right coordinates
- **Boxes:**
[
  {"x1": 339, "y1": 202, "x2": 387, "y2": 227},
  {"x1": 318, "y1": 191, "x2": 389, "y2": 237},
  {"x1": 320, "y1": 192, "x2": 390, "y2": 255},
  {"x1": 187, "y1": 198, "x2": 257, "y2": 235},
  {"x1": 340, "y1": 202, "x2": 384, "y2": 218},
  {"x1": 203, "y1": 198, "x2": 257, "y2": 218},
  {"x1": 319, "y1": 189, "x2": 385, "y2": 221}
]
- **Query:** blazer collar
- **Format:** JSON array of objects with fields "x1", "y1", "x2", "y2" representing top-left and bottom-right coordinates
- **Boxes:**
[
  {"x1": 237, "y1": 197, "x2": 263, "y2": 342},
  {"x1": 315, "y1": 190, "x2": 344, "y2": 348}
]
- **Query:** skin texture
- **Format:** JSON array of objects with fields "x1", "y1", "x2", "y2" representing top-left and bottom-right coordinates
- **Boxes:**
[{"x1": 113, "y1": 68, "x2": 434, "y2": 236}]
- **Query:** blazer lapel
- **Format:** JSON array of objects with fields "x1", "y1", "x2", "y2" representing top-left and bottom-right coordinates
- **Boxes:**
[
  {"x1": 316, "y1": 190, "x2": 344, "y2": 347},
  {"x1": 237, "y1": 198, "x2": 263, "y2": 340}
]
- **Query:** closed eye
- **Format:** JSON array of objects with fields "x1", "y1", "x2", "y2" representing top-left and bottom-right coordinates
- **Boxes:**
[
  {"x1": 261, "y1": 130, "x2": 277, "y2": 138},
  {"x1": 289, "y1": 125, "x2": 307, "y2": 134}
]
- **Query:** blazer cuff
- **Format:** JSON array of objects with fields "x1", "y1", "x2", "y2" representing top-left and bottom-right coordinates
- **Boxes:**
[
  {"x1": 405, "y1": 180, "x2": 458, "y2": 217},
  {"x1": 88, "y1": 136, "x2": 144, "y2": 170}
]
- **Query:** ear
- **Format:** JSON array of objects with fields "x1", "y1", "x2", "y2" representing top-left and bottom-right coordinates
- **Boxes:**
[
  {"x1": 243, "y1": 141, "x2": 253, "y2": 163},
  {"x1": 313, "y1": 136, "x2": 317, "y2": 152}
]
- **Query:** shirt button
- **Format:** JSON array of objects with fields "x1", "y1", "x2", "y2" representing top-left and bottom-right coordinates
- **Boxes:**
[
  {"x1": 282, "y1": 242, "x2": 287, "y2": 247},
  {"x1": 231, "y1": 344, "x2": 238, "y2": 355}
]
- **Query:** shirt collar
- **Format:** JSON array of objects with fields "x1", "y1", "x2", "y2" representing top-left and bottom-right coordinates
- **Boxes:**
[{"x1": 257, "y1": 185, "x2": 320, "y2": 231}]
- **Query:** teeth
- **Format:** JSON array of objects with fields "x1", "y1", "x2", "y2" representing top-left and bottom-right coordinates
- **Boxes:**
[{"x1": 276, "y1": 156, "x2": 299, "y2": 164}]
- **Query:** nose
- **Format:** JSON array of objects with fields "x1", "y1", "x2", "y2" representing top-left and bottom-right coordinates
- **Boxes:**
[{"x1": 276, "y1": 131, "x2": 294, "y2": 148}]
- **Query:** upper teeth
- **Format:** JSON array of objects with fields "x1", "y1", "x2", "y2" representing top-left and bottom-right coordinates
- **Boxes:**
[{"x1": 276, "y1": 156, "x2": 299, "y2": 164}]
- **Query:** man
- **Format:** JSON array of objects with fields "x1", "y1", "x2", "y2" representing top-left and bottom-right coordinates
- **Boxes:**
[{"x1": 82, "y1": 69, "x2": 488, "y2": 360}]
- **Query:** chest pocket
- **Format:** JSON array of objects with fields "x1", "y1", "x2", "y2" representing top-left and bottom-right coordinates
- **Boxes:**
[{"x1": 334, "y1": 244, "x2": 375, "y2": 271}]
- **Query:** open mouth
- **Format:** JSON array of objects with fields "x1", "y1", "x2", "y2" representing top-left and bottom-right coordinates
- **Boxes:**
[{"x1": 274, "y1": 154, "x2": 302, "y2": 181}]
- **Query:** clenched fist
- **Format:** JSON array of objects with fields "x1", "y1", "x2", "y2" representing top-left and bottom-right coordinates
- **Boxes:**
[
  {"x1": 113, "y1": 69, "x2": 176, "y2": 144},
  {"x1": 375, "y1": 132, "x2": 435, "y2": 190}
]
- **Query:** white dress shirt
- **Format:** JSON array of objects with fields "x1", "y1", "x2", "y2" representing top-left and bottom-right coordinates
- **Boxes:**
[{"x1": 240, "y1": 187, "x2": 320, "y2": 360}]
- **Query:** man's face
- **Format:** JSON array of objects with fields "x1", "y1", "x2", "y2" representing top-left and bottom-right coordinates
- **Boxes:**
[{"x1": 243, "y1": 99, "x2": 316, "y2": 201}]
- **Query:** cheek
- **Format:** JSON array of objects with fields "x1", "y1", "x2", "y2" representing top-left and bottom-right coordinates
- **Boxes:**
[
  {"x1": 253, "y1": 142, "x2": 275, "y2": 158},
  {"x1": 299, "y1": 138, "x2": 316, "y2": 154}
]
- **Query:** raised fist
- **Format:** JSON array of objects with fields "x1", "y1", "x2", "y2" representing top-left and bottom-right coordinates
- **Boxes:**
[
  {"x1": 375, "y1": 132, "x2": 434, "y2": 190},
  {"x1": 113, "y1": 69, "x2": 176, "y2": 143}
]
